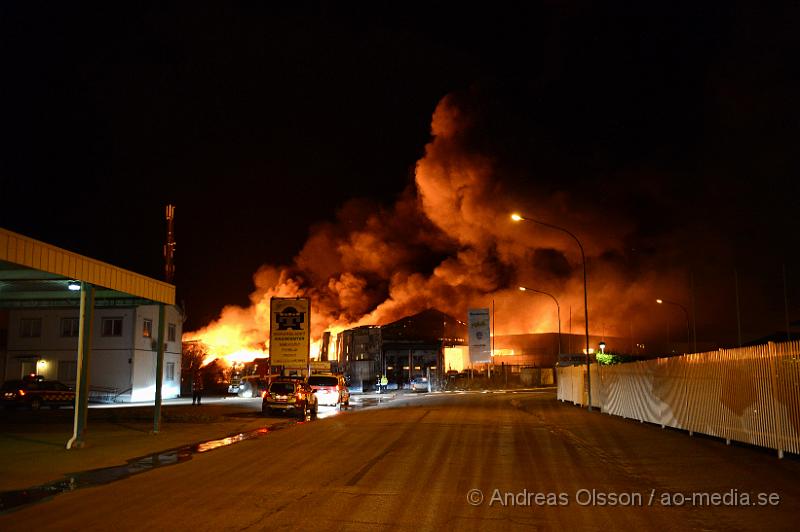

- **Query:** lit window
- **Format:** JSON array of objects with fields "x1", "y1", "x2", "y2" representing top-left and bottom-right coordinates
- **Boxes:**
[
  {"x1": 143, "y1": 319, "x2": 153, "y2": 338},
  {"x1": 20, "y1": 318, "x2": 42, "y2": 338},
  {"x1": 60, "y1": 317, "x2": 80, "y2": 337},
  {"x1": 101, "y1": 317, "x2": 123, "y2": 337}
]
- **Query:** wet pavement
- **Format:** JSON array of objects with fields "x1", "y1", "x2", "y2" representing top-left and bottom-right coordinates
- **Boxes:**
[
  {"x1": 0, "y1": 389, "x2": 483, "y2": 514},
  {"x1": 0, "y1": 419, "x2": 302, "y2": 513},
  {"x1": 2, "y1": 390, "x2": 797, "y2": 531},
  {"x1": 0, "y1": 397, "x2": 370, "y2": 514}
]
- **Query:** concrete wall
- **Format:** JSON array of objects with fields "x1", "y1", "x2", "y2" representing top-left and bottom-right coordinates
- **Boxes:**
[
  {"x1": 130, "y1": 305, "x2": 182, "y2": 401},
  {"x1": 130, "y1": 349, "x2": 181, "y2": 402},
  {"x1": 5, "y1": 308, "x2": 134, "y2": 390},
  {"x1": 5, "y1": 305, "x2": 182, "y2": 402}
]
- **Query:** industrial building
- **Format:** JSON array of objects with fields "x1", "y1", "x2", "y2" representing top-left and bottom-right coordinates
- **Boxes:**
[
  {"x1": 3, "y1": 304, "x2": 183, "y2": 402},
  {"x1": 333, "y1": 308, "x2": 641, "y2": 390}
]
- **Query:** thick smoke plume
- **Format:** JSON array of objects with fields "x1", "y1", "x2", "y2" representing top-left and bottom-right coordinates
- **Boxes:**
[{"x1": 186, "y1": 92, "x2": 687, "y2": 359}]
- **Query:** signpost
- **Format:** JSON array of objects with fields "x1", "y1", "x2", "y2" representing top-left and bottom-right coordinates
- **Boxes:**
[
  {"x1": 468, "y1": 308, "x2": 491, "y2": 364},
  {"x1": 270, "y1": 297, "x2": 311, "y2": 374}
]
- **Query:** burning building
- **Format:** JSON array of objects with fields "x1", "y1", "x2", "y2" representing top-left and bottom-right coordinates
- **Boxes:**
[
  {"x1": 335, "y1": 309, "x2": 467, "y2": 391},
  {"x1": 185, "y1": 92, "x2": 703, "y2": 372}
]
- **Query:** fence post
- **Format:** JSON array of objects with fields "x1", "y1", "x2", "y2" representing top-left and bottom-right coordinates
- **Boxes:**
[
  {"x1": 685, "y1": 352, "x2": 693, "y2": 436},
  {"x1": 766, "y1": 342, "x2": 786, "y2": 459}
]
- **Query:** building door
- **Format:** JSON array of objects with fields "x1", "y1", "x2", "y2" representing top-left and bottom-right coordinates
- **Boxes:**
[{"x1": 21, "y1": 361, "x2": 36, "y2": 377}]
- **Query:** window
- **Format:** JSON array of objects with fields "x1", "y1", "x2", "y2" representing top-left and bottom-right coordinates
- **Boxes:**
[
  {"x1": 308, "y1": 376, "x2": 338, "y2": 387},
  {"x1": 20, "y1": 318, "x2": 42, "y2": 338},
  {"x1": 58, "y1": 360, "x2": 78, "y2": 382},
  {"x1": 269, "y1": 382, "x2": 296, "y2": 395},
  {"x1": 168, "y1": 323, "x2": 177, "y2": 342},
  {"x1": 143, "y1": 319, "x2": 153, "y2": 338},
  {"x1": 101, "y1": 317, "x2": 123, "y2": 337},
  {"x1": 166, "y1": 362, "x2": 175, "y2": 382},
  {"x1": 61, "y1": 317, "x2": 80, "y2": 337}
]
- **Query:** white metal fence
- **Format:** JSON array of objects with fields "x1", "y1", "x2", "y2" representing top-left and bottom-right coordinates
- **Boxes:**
[{"x1": 557, "y1": 341, "x2": 800, "y2": 457}]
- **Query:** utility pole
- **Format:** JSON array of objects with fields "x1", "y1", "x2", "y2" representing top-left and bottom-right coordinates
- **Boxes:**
[
  {"x1": 690, "y1": 272, "x2": 698, "y2": 353},
  {"x1": 155, "y1": 204, "x2": 176, "y2": 435},
  {"x1": 491, "y1": 299, "x2": 495, "y2": 357},
  {"x1": 164, "y1": 204, "x2": 176, "y2": 284},
  {"x1": 569, "y1": 306, "x2": 572, "y2": 354},
  {"x1": 734, "y1": 269, "x2": 742, "y2": 347},
  {"x1": 783, "y1": 264, "x2": 792, "y2": 342}
]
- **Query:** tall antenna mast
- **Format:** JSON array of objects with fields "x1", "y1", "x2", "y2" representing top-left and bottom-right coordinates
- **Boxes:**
[{"x1": 164, "y1": 204, "x2": 176, "y2": 284}]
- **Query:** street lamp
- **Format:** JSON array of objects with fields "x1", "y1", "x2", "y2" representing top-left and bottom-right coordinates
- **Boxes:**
[
  {"x1": 519, "y1": 286, "x2": 562, "y2": 356},
  {"x1": 656, "y1": 299, "x2": 692, "y2": 354},
  {"x1": 512, "y1": 212, "x2": 593, "y2": 410}
]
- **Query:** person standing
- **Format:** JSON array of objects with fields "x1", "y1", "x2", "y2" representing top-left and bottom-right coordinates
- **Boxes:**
[{"x1": 192, "y1": 369, "x2": 204, "y2": 405}]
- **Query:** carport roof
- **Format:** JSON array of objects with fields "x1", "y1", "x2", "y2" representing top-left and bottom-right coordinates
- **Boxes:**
[{"x1": 0, "y1": 227, "x2": 175, "y2": 307}]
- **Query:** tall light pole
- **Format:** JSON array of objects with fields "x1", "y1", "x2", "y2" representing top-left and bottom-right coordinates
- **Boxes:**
[
  {"x1": 656, "y1": 299, "x2": 691, "y2": 354},
  {"x1": 519, "y1": 286, "x2": 561, "y2": 356},
  {"x1": 512, "y1": 213, "x2": 592, "y2": 410}
]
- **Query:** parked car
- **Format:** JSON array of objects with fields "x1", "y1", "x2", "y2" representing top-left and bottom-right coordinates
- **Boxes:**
[
  {"x1": 227, "y1": 373, "x2": 243, "y2": 395},
  {"x1": 237, "y1": 376, "x2": 269, "y2": 398},
  {"x1": 2, "y1": 378, "x2": 75, "y2": 410},
  {"x1": 262, "y1": 379, "x2": 318, "y2": 419},
  {"x1": 308, "y1": 373, "x2": 350, "y2": 408},
  {"x1": 410, "y1": 377, "x2": 430, "y2": 392}
]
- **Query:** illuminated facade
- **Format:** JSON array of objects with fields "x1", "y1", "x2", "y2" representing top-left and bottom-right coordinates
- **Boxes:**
[
  {"x1": 3, "y1": 304, "x2": 183, "y2": 402},
  {"x1": 336, "y1": 309, "x2": 467, "y2": 390}
]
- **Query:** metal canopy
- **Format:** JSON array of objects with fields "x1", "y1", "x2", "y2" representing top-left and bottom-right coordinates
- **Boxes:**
[
  {"x1": 1, "y1": 226, "x2": 176, "y2": 448},
  {"x1": 0, "y1": 228, "x2": 175, "y2": 306}
]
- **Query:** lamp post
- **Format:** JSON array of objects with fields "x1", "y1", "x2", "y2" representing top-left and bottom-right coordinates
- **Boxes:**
[
  {"x1": 512, "y1": 213, "x2": 592, "y2": 410},
  {"x1": 519, "y1": 286, "x2": 561, "y2": 356},
  {"x1": 656, "y1": 299, "x2": 691, "y2": 354}
]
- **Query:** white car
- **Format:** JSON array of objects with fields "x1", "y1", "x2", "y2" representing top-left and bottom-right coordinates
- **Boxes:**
[
  {"x1": 238, "y1": 376, "x2": 269, "y2": 398},
  {"x1": 308, "y1": 374, "x2": 350, "y2": 407},
  {"x1": 410, "y1": 377, "x2": 429, "y2": 392}
]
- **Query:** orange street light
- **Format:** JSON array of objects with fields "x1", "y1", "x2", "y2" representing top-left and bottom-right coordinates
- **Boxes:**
[
  {"x1": 519, "y1": 286, "x2": 562, "y2": 356},
  {"x1": 512, "y1": 212, "x2": 593, "y2": 410}
]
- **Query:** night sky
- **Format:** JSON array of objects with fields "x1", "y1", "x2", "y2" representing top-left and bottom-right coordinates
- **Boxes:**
[{"x1": 2, "y1": 2, "x2": 799, "y2": 344}]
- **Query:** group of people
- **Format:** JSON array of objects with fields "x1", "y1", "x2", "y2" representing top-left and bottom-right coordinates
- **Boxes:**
[{"x1": 376, "y1": 374, "x2": 389, "y2": 393}]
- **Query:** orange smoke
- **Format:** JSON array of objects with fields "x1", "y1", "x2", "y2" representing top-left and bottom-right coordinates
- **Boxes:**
[{"x1": 187, "y1": 92, "x2": 686, "y2": 365}]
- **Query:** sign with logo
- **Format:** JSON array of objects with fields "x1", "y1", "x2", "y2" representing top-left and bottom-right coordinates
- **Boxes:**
[
  {"x1": 270, "y1": 297, "x2": 311, "y2": 368},
  {"x1": 468, "y1": 308, "x2": 491, "y2": 363}
]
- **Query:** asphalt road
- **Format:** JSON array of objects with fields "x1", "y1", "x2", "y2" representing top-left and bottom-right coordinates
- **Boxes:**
[{"x1": 1, "y1": 390, "x2": 797, "y2": 531}]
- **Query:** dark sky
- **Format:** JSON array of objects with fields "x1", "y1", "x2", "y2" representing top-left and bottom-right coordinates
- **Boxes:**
[{"x1": 2, "y1": 2, "x2": 799, "y2": 340}]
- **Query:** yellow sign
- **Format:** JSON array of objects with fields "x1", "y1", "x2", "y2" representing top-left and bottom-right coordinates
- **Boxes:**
[{"x1": 269, "y1": 297, "x2": 310, "y2": 368}]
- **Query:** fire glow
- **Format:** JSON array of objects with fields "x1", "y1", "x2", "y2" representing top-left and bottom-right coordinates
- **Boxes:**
[{"x1": 186, "y1": 93, "x2": 685, "y2": 367}]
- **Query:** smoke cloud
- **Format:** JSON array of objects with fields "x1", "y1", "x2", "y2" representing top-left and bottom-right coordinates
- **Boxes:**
[{"x1": 186, "y1": 91, "x2": 691, "y2": 357}]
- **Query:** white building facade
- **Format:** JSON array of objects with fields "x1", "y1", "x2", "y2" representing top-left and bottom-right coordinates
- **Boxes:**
[{"x1": 4, "y1": 304, "x2": 182, "y2": 402}]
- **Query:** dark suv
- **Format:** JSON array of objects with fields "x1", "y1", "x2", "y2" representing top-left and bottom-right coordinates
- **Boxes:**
[
  {"x1": 262, "y1": 379, "x2": 318, "y2": 419},
  {"x1": 2, "y1": 378, "x2": 75, "y2": 410}
]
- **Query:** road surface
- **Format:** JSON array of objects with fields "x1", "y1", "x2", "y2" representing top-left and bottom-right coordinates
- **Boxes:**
[{"x1": 1, "y1": 390, "x2": 797, "y2": 531}]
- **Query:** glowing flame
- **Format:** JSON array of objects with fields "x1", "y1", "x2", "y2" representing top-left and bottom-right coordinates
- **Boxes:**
[
  {"x1": 185, "y1": 92, "x2": 688, "y2": 362},
  {"x1": 201, "y1": 348, "x2": 267, "y2": 368}
]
